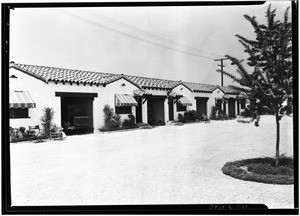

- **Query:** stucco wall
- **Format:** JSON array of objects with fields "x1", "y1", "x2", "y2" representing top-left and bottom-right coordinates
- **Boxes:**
[
  {"x1": 9, "y1": 67, "x2": 242, "y2": 131},
  {"x1": 9, "y1": 68, "x2": 139, "y2": 130},
  {"x1": 209, "y1": 88, "x2": 242, "y2": 117},
  {"x1": 172, "y1": 84, "x2": 193, "y2": 120},
  {"x1": 97, "y1": 78, "x2": 139, "y2": 129},
  {"x1": 192, "y1": 91, "x2": 211, "y2": 117},
  {"x1": 171, "y1": 84, "x2": 214, "y2": 120}
]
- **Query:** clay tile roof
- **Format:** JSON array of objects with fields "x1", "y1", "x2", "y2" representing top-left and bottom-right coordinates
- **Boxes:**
[
  {"x1": 218, "y1": 86, "x2": 240, "y2": 95},
  {"x1": 124, "y1": 75, "x2": 178, "y2": 90},
  {"x1": 10, "y1": 62, "x2": 116, "y2": 86},
  {"x1": 9, "y1": 62, "x2": 241, "y2": 94},
  {"x1": 182, "y1": 82, "x2": 218, "y2": 93}
]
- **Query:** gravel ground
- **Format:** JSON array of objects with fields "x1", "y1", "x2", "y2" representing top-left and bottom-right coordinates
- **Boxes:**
[{"x1": 10, "y1": 115, "x2": 294, "y2": 208}]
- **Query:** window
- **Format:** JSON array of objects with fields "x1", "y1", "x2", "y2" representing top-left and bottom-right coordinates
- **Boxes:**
[
  {"x1": 241, "y1": 100, "x2": 246, "y2": 109},
  {"x1": 9, "y1": 108, "x2": 29, "y2": 119},
  {"x1": 115, "y1": 106, "x2": 132, "y2": 114},
  {"x1": 177, "y1": 103, "x2": 187, "y2": 112}
]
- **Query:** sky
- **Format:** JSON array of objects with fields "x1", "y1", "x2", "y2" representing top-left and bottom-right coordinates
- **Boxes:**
[{"x1": 9, "y1": 1, "x2": 291, "y2": 86}]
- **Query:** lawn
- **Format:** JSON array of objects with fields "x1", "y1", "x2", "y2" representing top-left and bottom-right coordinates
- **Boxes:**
[{"x1": 10, "y1": 115, "x2": 294, "y2": 208}]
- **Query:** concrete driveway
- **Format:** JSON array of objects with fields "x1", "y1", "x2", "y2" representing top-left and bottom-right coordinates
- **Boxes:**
[{"x1": 10, "y1": 115, "x2": 294, "y2": 208}]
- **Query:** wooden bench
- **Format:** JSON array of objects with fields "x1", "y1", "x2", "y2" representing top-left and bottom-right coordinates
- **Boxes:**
[{"x1": 50, "y1": 127, "x2": 63, "y2": 140}]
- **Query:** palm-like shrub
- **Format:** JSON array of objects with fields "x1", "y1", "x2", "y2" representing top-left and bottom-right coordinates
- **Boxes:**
[{"x1": 40, "y1": 107, "x2": 54, "y2": 138}]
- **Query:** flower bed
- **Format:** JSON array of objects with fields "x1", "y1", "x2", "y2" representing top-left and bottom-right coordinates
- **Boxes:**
[
  {"x1": 222, "y1": 157, "x2": 294, "y2": 184},
  {"x1": 99, "y1": 125, "x2": 139, "y2": 132}
]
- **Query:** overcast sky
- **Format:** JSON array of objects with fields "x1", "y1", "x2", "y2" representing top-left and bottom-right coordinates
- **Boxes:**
[{"x1": 10, "y1": 1, "x2": 291, "y2": 86}]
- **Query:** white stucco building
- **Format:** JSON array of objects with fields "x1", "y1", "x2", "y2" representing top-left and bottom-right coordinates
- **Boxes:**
[{"x1": 9, "y1": 62, "x2": 246, "y2": 134}]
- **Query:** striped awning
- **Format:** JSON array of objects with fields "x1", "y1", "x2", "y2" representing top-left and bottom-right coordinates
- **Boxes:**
[
  {"x1": 9, "y1": 91, "x2": 36, "y2": 108},
  {"x1": 115, "y1": 94, "x2": 138, "y2": 107},
  {"x1": 168, "y1": 91, "x2": 183, "y2": 98},
  {"x1": 133, "y1": 89, "x2": 152, "y2": 97},
  {"x1": 178, "y1": 97, "x2": 192, "y2": 106}
]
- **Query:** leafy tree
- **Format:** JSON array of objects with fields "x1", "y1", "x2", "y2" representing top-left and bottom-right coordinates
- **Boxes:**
[{"x1": 218, "y1": 5, "x2": 292, "y2": 167}]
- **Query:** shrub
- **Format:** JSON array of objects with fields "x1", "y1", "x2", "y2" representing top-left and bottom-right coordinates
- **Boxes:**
[
  {"x1": 210, "y1": 106, "x2": 228, "y2": 120},
  {"x1": 210, "y1": 106, "x2": 217, "y2": 120},
  {"x1": 10, "y1": 128, "x2": 20, "y2": 142},
  {"x1": 183, "y1": 112, "x2": 188, "y2": 121},
  {"x1": 240, "y1": 108, "x2": 253, "y2": 117},
  {"x1": 40, "y1": 107, "x2": 54, "y2": 138},
  {"x1": 247, "y1": 163, "x2": 293, "y2": 176},
  {"x1": 122, "y1": 114, "x2": 136, "y2": 128},
  {"x1": 102, "y1": 105, "x2": 121, "y2": 130},
  {"x1": 219, "y1": 110, "x2": 228, "y2": 120},
  {"x1": 178, "y1": 113, "x2": 185, "y2": 123},
  {"x1": 19, "y1": 127, "x2": 26, "y2": 134},
  {"x1": 184, "y1": 110, "x2": 198, "y2": 121},
  {"x1": 195, "y1": 112, "x2": 202, "y2": 120}
]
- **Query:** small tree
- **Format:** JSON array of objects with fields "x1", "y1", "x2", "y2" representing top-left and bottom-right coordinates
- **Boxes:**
[
  {"x1": 219, "y1": 5, "x2": 292, "y2": 166},
  {"x1": 40, "y1": 107, "x2": 54, "y2": 138}
]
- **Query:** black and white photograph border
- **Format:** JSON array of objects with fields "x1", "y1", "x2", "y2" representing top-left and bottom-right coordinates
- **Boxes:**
[{"x1": 2, "y1": 1, "x2": 298, "y2": 214}]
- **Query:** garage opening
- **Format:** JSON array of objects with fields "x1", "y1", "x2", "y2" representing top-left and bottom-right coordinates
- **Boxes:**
[
  {"x1": 147, "y1": 96, "x2": 165, "y2": 125},
  {"x1": 56, "y1": 92, "x2": 97, "y2": 135}
]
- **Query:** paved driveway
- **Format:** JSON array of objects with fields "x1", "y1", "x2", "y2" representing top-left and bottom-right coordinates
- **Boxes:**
[{"x1": 10, "y1": 116, "x2": 294, "y2": 208}]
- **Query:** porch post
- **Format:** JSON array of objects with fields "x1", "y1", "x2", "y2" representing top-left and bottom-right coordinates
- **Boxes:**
[
  {"x1": 225, "y1": 102, "x2": 229, "y2": 116},
  {"x1": 173, "y1": 100, "x2": 176, "y2": 120},
  {"x1": 164, "y1": 99, "x2": 169, "y2": 123},
  {"x1": 207, "y1": 98, "x2": 211, "y2": 118},
  {"x1": 237, "y1": 100, "x2": 240, "y2": 116},
  {"x1": 142, "y1": 99, "x2": 148, "y2": 124},
  {"x1": 234, "y1": 99, "x2": 238, "y2": 117},
  {"x1": 132, "y1": 106, "x2": 136, "y2": 123}
]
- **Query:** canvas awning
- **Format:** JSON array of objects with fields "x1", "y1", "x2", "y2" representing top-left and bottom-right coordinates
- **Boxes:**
[
  {"x1": 115, "y1": 94, "x2": 138, "y2": 107},
  {"x1": 9, "y1": 91, "x2": 36, "y2": 108},
  {"x1": 168, "y1": 91, "x2": 183, "y2": 98},
  {"x1": 178, "y1": 97, "x2": 192, "y2": 106},
  {"x1": 133, "y1": 89, "x2": 152, "y2": 97}
]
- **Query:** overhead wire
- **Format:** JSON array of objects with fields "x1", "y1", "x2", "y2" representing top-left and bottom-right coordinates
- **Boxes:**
[
  {"x1": 83, "y1": 9, "x2": 224, "y2": 59},
  {"x1": 224, "y1": 64, "x2": 237, "y2": 73},
  {"x1": 56, "y1": 9, "x2": 217, "y2": 60}
]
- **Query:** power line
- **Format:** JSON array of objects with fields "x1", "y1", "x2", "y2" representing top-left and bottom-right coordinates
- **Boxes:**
[
  {"x1": 84, "y1": 9, "x2": 224, "y2": 59},
  {"x1": 224, "y1": 64, "x2": 237, "y2": 72},
  {"x1": 56, "y1": 9, "x2": 216, "y2": 60}
]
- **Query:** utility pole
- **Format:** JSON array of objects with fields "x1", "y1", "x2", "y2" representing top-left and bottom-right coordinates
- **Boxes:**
[{"x1": 214, "y1": 58, "x2": 229, "y2": 86}]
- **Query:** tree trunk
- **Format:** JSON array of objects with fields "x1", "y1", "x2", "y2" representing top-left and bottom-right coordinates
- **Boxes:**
[{"x1": 275, "y1": 113, "x2": 280, "y2": 167}]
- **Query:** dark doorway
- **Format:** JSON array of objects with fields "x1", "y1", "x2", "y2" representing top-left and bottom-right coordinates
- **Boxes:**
[
  {"x1": 228, "y1": 99, "x2": 236, "y2": 118},
  {"x1": 168, "y1": 98, "x2": 174, "y2": 121},
  {"x1": 196, "y1": 97, "x2": 208, "y2": 118},
  {"x1": 56, "y1": 92, "x2": 97, "y2": 135},
  {"x1": 147, "y1": 97, "x2": 165, "y2": 125},
  {"x1": 216, "y1": 99, "x2": 222, "y2": 110},
  {"x1": 237, "y1": 100, "x2": 240, "y2": 115},
  {"x1": 135, "y1": 97, "x2": 143, "y2": 123}
]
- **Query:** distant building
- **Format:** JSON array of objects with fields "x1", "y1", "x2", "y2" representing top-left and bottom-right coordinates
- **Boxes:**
[{"x1": 9, "y1": 62, "x2": 246, "y2": 134}]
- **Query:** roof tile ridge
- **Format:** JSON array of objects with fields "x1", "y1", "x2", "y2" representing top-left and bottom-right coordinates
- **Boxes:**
[
  {"x1": 11, "y1": 62, "x2": 116, "y2": 77},
  {"x1": 124, "y1": 74, "x2": 179, "y2": 83},
  {"x1": 182, "y1": 81, "x2": 217, "y2": 86}
]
